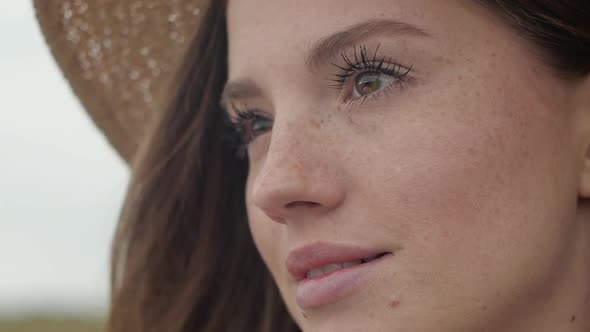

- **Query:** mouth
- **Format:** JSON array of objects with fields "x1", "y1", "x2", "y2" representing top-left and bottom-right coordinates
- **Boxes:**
[
  {"x1": 286, "y1": 242, "x2": 394, "y2": 309},
  {"x1": 304, "y1": 252, "x2": 389, "y2": 279}
]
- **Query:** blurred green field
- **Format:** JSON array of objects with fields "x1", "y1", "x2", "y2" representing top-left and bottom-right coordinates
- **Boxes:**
[{"x1": 0, "y1": 318, "x2": 104, "y2": 332}]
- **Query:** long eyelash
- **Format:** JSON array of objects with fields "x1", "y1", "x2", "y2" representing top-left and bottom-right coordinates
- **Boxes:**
[
  {"x1": 328, "y1": 43, "x2": 412, "y2": 91},
  {"x1": 222, "y1": 102, "x2": 263, "y2": 159}
]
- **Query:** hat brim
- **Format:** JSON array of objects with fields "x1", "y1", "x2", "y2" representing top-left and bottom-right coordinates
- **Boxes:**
[{"x1": 34, "y1": 0, "x2": 208, "y2": 163}]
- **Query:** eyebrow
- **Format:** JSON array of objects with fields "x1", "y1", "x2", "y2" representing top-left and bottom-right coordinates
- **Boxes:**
[
  {"x1": 221, "y1": 18, "x2": 429, "y2": 108},
  {"x1": 220, "y1": 78, "x2": 263, "y2": 106},
  {"x1": 305, "y1": 18, "x2": 429, "y2": 71}
]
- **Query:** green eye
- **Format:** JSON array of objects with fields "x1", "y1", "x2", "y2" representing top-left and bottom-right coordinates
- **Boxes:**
[{"x1": 353, "y1": 71, "x2": 395, "y2": 97}]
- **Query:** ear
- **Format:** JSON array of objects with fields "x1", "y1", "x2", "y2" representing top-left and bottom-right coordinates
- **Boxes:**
[{"x1": 575, "y1": 75, "x2": 590, "y2": 198}]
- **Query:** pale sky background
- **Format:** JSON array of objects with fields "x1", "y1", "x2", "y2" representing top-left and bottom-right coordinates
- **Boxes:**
[{"x1": 0, "y1": 1, "x2": 129, "y2": 317}]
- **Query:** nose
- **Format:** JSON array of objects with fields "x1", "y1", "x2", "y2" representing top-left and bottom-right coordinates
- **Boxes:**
[{"x1": 250, "y1": 121, "x2": 346, "y2": 224}]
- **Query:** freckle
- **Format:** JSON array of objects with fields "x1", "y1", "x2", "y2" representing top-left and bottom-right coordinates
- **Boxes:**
[
  {"x1": 481, "y1": 305, "x2": 488, "y2": 311},
  {"x1": 389, "y1": 300, "x2": 400, "y2": 308},
  {"x1": 310, "y1": 117, "x2": 321, "y2": 129},
  {"x1": 493, "y1": 207, "x2": 501, "y2": 216},
  {"x1": 570, "y1": 315, "x2": 576, "y2": 323}
]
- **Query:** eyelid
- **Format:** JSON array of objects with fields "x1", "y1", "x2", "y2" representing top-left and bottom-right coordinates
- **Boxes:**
[{"x1": 222, "y1": 100, "x2": 274, "y2": 153}]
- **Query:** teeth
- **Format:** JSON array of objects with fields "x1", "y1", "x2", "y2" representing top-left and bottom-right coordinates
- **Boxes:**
[
  {"x1": 304, "y1": 254, "x2": 389, "y2": 279},
  {"x1": 322, "y1": 263, "x2": 344, "y2": 275},
  {"x1": 306, "y1": 259, "x2": 363, "y2": 279},
  {"x1": 342, "y1": 259, "x2": 363, "y2": 268},
  {"x1": 307, "y1": 267, "x2": 327, "y2": 279}
]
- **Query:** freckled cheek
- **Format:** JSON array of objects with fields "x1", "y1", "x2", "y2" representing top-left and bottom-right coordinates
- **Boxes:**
[
  {"x1": 392, "y1": 146, "x2": 491, "y2": 229},
  {"x1": 370, "y1": 97, "x2": 569, "y2": 280},
  {"x1": 366, "y1": 117, "x2": 526, "y2": 246}
]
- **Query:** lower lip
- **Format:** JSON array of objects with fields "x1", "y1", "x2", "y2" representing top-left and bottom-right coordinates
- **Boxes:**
[{"x1": 295, "y1": 253, "x2": 391, "y2": 309}]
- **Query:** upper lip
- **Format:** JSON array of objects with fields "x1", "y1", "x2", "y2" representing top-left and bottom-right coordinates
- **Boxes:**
[{"x1": 286, "y1": 242, "x2": 390, "y2": 281}]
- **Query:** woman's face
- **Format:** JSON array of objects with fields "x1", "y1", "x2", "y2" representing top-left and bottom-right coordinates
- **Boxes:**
[{"x1": 225, "y1": 0, "x2": 590, "y2": 331}]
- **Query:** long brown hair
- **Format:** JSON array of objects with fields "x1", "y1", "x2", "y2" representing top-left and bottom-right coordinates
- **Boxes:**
[{"x1": 107, "y1": 1, "x2": 590, "y2": 331}]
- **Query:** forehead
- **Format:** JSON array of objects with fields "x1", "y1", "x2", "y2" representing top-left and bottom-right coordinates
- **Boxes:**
[
  {"x1": 227, "y1": 0, "x2": 436, "y2": 38},
  {"x1": 225, "y1": 0, "x2": 494, "y2": 77}
]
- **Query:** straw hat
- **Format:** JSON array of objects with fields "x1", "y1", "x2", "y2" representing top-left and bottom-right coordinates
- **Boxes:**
[{"x1": 34, "y1": 0, "x2": 209, "y2": 163}]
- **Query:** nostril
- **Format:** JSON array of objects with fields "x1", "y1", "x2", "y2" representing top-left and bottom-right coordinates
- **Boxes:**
[{"x1": 285, "y1": 201, "x2": 321, "y2": 209}]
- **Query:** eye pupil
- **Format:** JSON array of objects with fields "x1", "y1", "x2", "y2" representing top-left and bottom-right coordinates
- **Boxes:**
[{"x1": 355, "y1": 72, "x2": 381, "y2": 96}]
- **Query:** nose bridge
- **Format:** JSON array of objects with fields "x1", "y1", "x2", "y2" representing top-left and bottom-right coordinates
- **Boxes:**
[{"x1": 250, "y1": 111, "x2": 345, "y2": 223}]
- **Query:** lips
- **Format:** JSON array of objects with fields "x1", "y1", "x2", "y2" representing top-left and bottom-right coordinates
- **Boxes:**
[
  {"x1": 287, "y1": 242, "x2": 394, "y2": 309},
  {"x1": 305, "y1": 252, "x2": 387, "y2": 279},
  {"x1": 286, "y1": 242, "x2": 391, "y2": 281}
]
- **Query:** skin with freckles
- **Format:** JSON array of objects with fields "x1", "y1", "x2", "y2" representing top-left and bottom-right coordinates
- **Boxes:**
[{"x1": 225, "y1": 0, "x2": 590, "y2": 331}]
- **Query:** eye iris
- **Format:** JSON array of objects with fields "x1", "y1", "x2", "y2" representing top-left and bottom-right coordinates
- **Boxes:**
[
  {"x1": 240, "y1": 117, "x2": 272, "y2": 143},
  {"x1": 354, "y1": 72, "x2": 381, "y2": 96}
]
